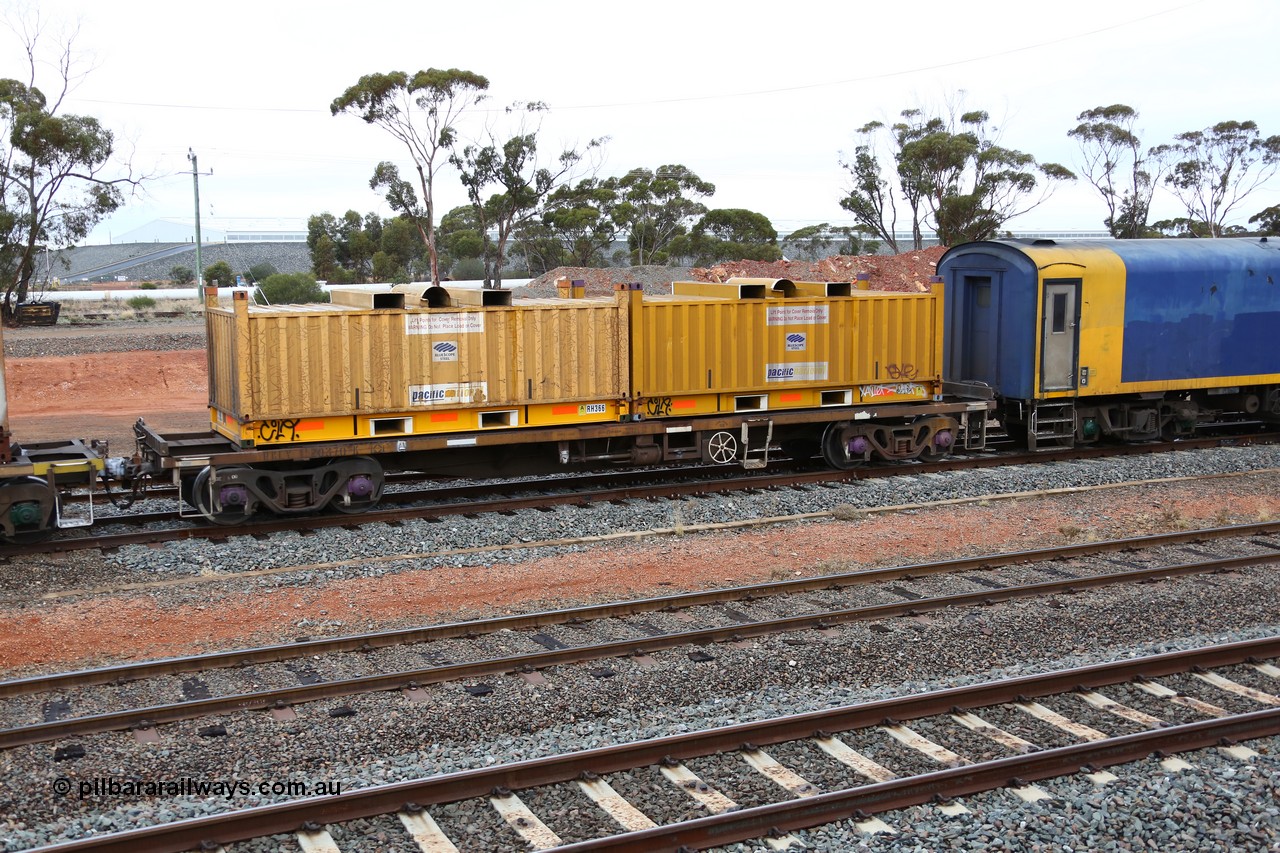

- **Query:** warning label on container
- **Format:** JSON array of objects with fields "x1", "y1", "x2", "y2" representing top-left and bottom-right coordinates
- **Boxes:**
[
  {"x1": 406, "y1": 313, "x2": 485, "y2": 335},
  {"x1": 766, "y1": 305, "x2": 829, "y2": 326},
  {"x1": 765, "y1": 362, "x2": 829, "y2": 382},
  {"x1": 408, "y1": 382, "x2": 488, "y2": 406}
]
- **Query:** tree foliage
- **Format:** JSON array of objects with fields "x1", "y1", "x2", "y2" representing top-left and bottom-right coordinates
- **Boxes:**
[
  {"x1": 0, "y1": 14, "x2": 141, "y2": 318},
  {"x1": 202, "y1": 260, "x2": 235, "y2": 287},
  {"x1": 1249, "y1": 205, "x2": 1280, "y2": 235},
  {"x1": 687, "y1": 208, "x2": 781, "y2": 265},
  {"x1": 450, "y1": 102, "x2": 605, "y2": 286},
  {"x1": 331, "y1": 68, "x2": 489, "y2": 284},
  {"x1": 611, "y1": 165, "x2": 715, "y2": 265},
  {"x1": 1067, "y1": 104, "x2": 1170, "y2": 238},
  {"x1": 169, "y1": 265, "x2": 194, "y2": 285},
  {"x1": 781, "y1": 224, "x2": 878, "y2": 260},
  {"x1": 533, "y1": 176, "x2": 622, "y2": 268},
  {"x1": 1164, "y1": 120, "x2": 1280, "y2": 237},
  {"x1": 839, "y1": 123, "x2": 903, "y2": 253}
]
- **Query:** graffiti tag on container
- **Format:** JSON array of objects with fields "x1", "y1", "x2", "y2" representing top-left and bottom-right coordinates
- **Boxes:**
[
  {"x1": 885, "y1": 363, "x2": 918, "y2": 379},
  {"x1": 257, "y1": 419, "x2": 301, "y2": 442},
  {"x1": 860, "y1": 383, "x2": 928, "y2": 399},
  {"x1": 645, "y1": 397, "x2": 673, "y2": 417}
]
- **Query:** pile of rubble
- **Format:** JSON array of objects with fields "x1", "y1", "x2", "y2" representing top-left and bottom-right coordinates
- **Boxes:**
[{"x1": 519, "y1": 246, "x2": 946, "y2": 298}]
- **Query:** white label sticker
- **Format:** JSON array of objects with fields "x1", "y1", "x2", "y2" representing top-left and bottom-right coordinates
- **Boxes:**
[
  {"x1": 406, "y1": 313, "x2": 485, "y2": 335},
  {"x1": 785, "y1": 332, "x2": 807, "y2": 351},
  {"x1": 579, "y1": 403, "x2": 607, "y2": 414},
  {"x1": 409, "y1": 382, "x2": 488, "y2": 406},
  {"x1": 432, "y1": 341, "x2": 459, "y2": 362},
  {"x1": 766, "y1": 305, "x2": 829, "y2": 326},
  {"x1": 765, "y1": 362, "x2": 829, "y2": 382}
]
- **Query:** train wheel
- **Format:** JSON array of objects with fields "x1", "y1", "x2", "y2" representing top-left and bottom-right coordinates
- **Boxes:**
[
  {"x1": 916, "y1": 417, "x2": 955, "y2": 462},
  {"x1": 703, "y1": 431, "x2": 739, "y2": 464},
  {"x1": 821, "y1": 422, "x2": 868, "y2": 471},
  {"x1": 1, "y1": 476, "x2": 56, "y2": 544},
  {"x1": 192, "y1": 467, "x2": 250, "y2": 526},
  {"x1": 328, "y1": 458, "x2": 383, "y2": 515}
]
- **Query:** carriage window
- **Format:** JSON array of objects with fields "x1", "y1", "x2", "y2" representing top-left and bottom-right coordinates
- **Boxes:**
[
  {"x1": 975, "y1": 283, "x2": 991, "y2": 308},
  {"x1": 1051, "y1": 292, "x2": 1068, "y2": 333}
]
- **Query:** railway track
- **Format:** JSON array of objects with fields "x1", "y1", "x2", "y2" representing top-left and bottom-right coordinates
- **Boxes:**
[
  {"x1": 4, "y1": 522, "x2": 1275, "y2": 752},
  {"x1": 23, "y1": 636, "x2": 1280, "y2": 852},
  {"x1": 6, "y1": 430, "x2": 1276, "y2": 559}
]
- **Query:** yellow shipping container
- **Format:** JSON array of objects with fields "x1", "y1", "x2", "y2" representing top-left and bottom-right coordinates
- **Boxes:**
[
  {"x1": 206, "y1": 290, "x2": 627, "y2": 441},
  {"x1": 629, "y1": 284, "x2": 943, "y2": 414}
]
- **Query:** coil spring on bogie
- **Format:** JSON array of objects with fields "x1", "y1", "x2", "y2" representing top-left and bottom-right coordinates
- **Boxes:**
[{"x1": 284, "y1": 490, "x2": 311, "y2": 509}]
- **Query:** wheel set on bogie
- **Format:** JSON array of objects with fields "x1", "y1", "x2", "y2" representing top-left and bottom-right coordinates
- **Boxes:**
[{"x1": 186, "y1": 456, "x2": 385, "y2": 526}]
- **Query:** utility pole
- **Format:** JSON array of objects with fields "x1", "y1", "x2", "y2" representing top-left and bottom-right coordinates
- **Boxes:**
[{"x1": 187, "y1": 149, "x2": 211, "y2": 299}]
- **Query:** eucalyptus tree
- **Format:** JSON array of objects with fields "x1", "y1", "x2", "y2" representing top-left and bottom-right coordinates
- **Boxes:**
[
  {"x1": 613, "y1": 165, "x2": 715, "y2": 265},
  {"x1": 1164, "y1": 120, "x2": 1280, "y2": 237},
  {"x1": 0, "y1": 14, "x2": 142, "y2": 317},
  {"x1": 331, "y1": 68, "x2": 489, "y2": 284},
  {"x1": 1068, "y1": 104, "x2": 1170, "y2": 238},
  {"x1": 450, "y1": 102, "x2": 605, "y2": 286},
  {"x1": 841, "y1": 106, "x2": 1073, "y2": 248}
]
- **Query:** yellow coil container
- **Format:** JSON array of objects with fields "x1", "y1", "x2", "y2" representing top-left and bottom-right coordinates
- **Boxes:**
[
  {"x1": 629, "y1": 287, "x2": 943, "y2": 401},
  {"x1": 207, "y1": 294, "x2": 627, "y2": 422}
]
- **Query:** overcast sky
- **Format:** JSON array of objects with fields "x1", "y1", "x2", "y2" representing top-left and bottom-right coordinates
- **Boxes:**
[{"x1": 7, "y1": 0, "x2": 1279, "y2": 245}]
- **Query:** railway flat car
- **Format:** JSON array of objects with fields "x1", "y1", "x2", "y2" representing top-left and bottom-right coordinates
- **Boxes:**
[
  {"x1": 134, "y1": 279, "x2": 989, "y2": 524},
  {"x1": 0, "y1": 335, "x2": 105, "y2": 541},
  {"x1": 939, "y1": 237, "x2": 1280, "y2": 448}
]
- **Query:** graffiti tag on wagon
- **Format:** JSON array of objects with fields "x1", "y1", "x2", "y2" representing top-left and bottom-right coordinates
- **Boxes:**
[
  {"x1": 256, "y1": 419, "x2": 302, "y2": 442},
  {"x1": 860, "y1": 383, "x2": 928, "y2": 399},
  {"x1": 645, "y1": 397, "x2": 673, "y2": 417},
  {"x1": 884, "y1": 362, "x2": 918, "y2": 380}
]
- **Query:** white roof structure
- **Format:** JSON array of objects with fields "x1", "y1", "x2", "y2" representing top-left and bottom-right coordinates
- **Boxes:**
[{"x1": 116, "y1": 217, "x2": 308, "y2": 243}]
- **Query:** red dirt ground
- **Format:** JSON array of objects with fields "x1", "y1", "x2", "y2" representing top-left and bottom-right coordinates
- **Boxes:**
[{"x1": 6, "y1": 350, "x2": 210, "y2": 451}]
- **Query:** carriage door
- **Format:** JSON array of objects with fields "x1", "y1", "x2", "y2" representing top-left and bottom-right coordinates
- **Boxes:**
[
  {"x1": 960, "y1": 275, "x2": 997, "y2": 383},
  {"x1": 1040, "y1": 280, "x2": 1080, "y2": 391}
]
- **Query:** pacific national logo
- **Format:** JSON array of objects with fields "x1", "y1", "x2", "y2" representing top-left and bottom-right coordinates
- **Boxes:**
[
  {"x1": 432, "y1": 341, "x2": 459, "y2": 362},
  {"x1": 765, "y1": 361, "x2": 828, "y2": 382}
]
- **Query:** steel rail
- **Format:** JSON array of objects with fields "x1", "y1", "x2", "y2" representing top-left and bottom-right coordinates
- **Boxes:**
[
  {"x1": 6, "y1": 431, "x2": 1274, "y2": 558},
  {"x1": 3, "y1": 521, "x2": 1277, "y2": 700},
  {"x1": 4, "y1": 549, "x2": 1276, "y2": 750},
  {"x1": 23, "y1": 637, "x2": 1280, "y2": 853},
  {"x1": 552, "y1": 708, "x2": 1280, "y2": 852}
]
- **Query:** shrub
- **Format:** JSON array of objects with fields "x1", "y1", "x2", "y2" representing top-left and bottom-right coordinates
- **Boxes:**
[
  {"x1": 248, "y1": 262, "x2": 278, "y2": 282},
  {"x1": 450, "y1": 257, "x2": 485, "y2": 280},
  {"x1": 138, "y1": 282, "x2": 158, "y2": 290},
  {"x1": 170, "y1": 266, "x2": 194, "y2": 285},
  {"x1": 258, "y1": 272, "x2": 328, "y2": 305},
  {"x1": 127, "y1": 295, "x2": 157, "y2": 310}
]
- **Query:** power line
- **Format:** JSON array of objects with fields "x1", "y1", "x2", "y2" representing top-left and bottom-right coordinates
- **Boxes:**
[{"x1": 68, "y1": 3, "x2": 1201, "y2": 116}]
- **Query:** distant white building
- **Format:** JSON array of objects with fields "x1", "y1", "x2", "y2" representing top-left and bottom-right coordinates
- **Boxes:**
[{"x1": 116, "y1": 217, "x2": 308, "y2": 243}]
